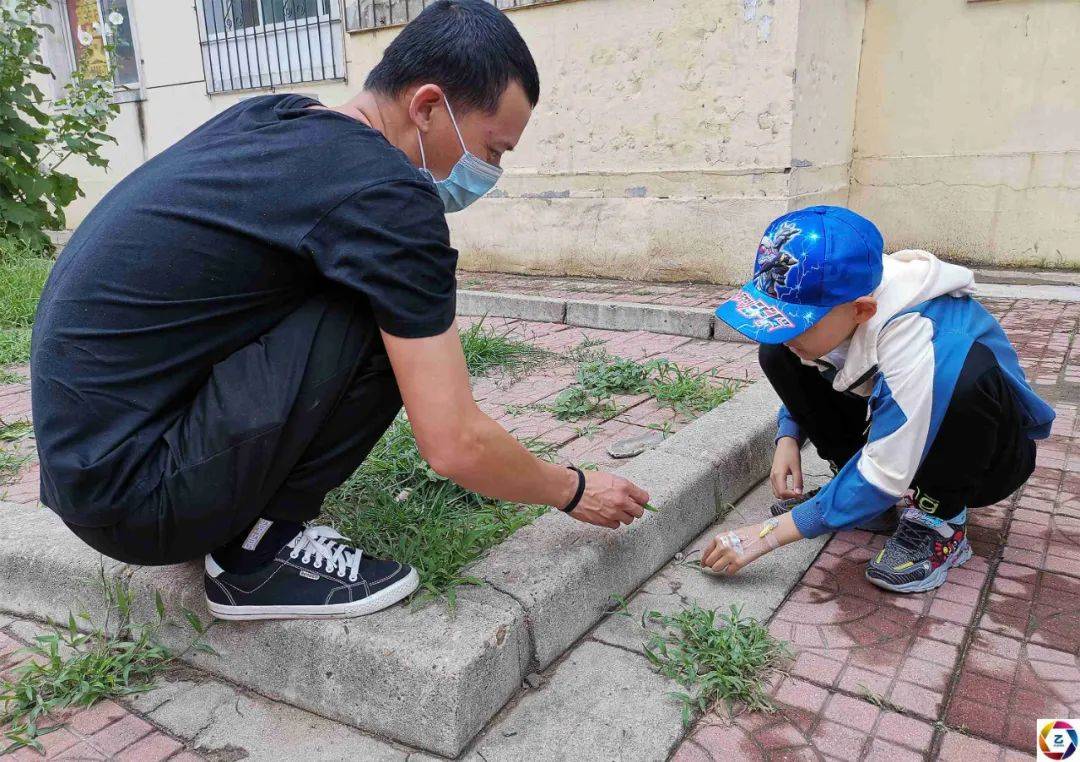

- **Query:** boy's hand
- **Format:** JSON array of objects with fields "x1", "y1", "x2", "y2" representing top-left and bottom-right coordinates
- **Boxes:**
[
  {"x1": 701, "y1": 523, "x2": 769, "y2": 575},
  {"x1": 771, "y1": 436, "x2": 804, "y2": 499}
]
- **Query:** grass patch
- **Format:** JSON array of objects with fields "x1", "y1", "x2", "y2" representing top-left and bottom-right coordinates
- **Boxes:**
[
  {"x1": 0, "y1": 419, "x2": 32, "y2": 486},
  {"x1": 644, "y1": 604, "x2": 791, "y2": 724},
  {"x1": 0, "y1": 573, "x2": 213, "y2": 754},
  {"x1": 0, "y1": 244, "x2": 52, "y2": 366},
  {"x1": 548, "y1": 354, "x2": 738, "y2": 422},
  {"x1": 320, "y1": 416, "x2": 553, "y2": 605},
  {"x1": 459, "y1": 319, "x2": 549, "y2": 378},
  {"x1": 0, "y1": 367, "x2": 25, "y2": 385}
]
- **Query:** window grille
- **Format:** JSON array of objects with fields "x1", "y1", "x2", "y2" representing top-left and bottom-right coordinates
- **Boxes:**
[
  {"x1": 345, "y1": 0, "x2": 560, "y2": 32},
  {"x1": 196, "y1": 0, "x2": 346, "y2": 94}
]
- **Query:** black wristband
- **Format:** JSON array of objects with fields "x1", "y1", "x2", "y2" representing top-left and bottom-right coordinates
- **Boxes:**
[{"x1": 560, "y1": 466, "x2": 586, "y2": 513}]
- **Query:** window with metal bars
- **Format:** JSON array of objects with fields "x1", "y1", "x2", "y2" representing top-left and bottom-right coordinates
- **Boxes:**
[
  {"x1": 345, "y1": 0, "x2": 561, "y2": 32},
  {"x1": 196, "y1": 0, "x2": 347, "y2": 94}
]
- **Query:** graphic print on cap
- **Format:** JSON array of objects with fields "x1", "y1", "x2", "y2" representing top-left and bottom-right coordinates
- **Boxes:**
[{"x1": 754, "y1": 221, "x2": 801, "y2": 298}]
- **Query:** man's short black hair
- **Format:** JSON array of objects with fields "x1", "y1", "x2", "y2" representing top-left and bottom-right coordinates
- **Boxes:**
[{"x1": 364, "y1": 0, "x2": 540, "y2": 113}]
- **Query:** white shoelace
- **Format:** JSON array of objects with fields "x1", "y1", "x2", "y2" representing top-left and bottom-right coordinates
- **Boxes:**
[{"x1": 286, "y1": 525, "x2": 362, "y2": 583}]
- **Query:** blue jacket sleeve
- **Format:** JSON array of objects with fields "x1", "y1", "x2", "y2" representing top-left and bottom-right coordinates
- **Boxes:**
[
  {"x1": 776, "y1": 405, "x2": 803, "y2": 445},
  {"x1": 790, "y1": 457, "x2": 899, "y2": 538}
]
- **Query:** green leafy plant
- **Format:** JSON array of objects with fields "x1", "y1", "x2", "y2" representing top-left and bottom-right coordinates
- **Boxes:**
[
  {"x1": 644, "y1": 604, "x2": 791, "y2": 724},
  {"x1": 459, "y1": 319, "x2": 549, "y2": 378},
  {"x1": 548, "y1": 354, "x2": 737, "y2": 422},
  {"x1": 0, "y1": 573, "x2": 214, "y2": 754},
  {"x1": 647, "y1": 360, "x2": 738, "y2": 415},
  {"x1": 549, "y1": 384, "x2": 617, "y2": 421},
  {"x1": 0, "y1": 0, "x2": 119, "y2": 250},
  {"x1": 320, "y1": 416, "x2": 553, "y2": 606}
]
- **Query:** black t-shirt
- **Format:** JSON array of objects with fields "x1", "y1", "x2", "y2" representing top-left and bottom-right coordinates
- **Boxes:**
[{"x1": 31, "y1": 94, "x2": 457, "y2": 523}]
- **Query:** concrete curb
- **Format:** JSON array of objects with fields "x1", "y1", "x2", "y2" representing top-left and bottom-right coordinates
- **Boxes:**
[
  {"x1": 0, "y1": 383, "x2": 778, "y2": 756},
  {"x1": 457, "y1": 281, "x2": 1080, "y2": 343},
  {"x1": 457, "y1": 289, "x2": 753, "y2": 344},
  {"x1": 471, "y1": 380, "x2": 779, "y2": 669},
  {"x1": 0, "y1": 507, "x2": 529, "y2": 757}
]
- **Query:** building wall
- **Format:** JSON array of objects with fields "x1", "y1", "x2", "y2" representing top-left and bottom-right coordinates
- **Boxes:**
[
  {"x1": 49, "y1": 0, "x2": 1079, "y2": 282},
  {"x1": 849, "y1": 0, "x2": 1080, "y2": 268}
]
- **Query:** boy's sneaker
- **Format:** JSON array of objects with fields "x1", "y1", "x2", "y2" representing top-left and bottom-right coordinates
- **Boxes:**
[
  {"x1": 769, "y1": 488, "x2": 900, "y2": 533},
  {"x1": 204, "y1": 525, "x2": 418, "y2": 620},
  {"x1": 865, "y1": 508, "x2": 970, "y2": 593}
]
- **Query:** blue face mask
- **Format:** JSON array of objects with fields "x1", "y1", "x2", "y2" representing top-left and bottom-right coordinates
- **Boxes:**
[{"x1": 417, "y1": 99, "x2": 503, "y2": 213}]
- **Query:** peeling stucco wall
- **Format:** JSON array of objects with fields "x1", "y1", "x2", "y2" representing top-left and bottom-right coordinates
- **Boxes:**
[
  {"x1": 848, "y1": 0, "x2": 1080, "y2": 269},
  {"x1": 48, "y1": 0, "x2": 1078, "y2": 281},
  {"x1": 449, "y1": 0, "x2": 812, "y2": 284}
]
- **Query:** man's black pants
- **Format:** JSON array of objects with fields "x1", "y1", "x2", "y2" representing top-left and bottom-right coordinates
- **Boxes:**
[
  {"x1": 68, "y1": 290, "x2": 403, "y2": 565},
  {"x1": 758, "y1": 342, "x2": 1036, "y2": 521}
]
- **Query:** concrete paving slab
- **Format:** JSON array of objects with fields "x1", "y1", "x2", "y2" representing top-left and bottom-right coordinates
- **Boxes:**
[
  {"x1": 565, "y1": 300, "x2": 713, "y2": 339},
  {"x1": 468, "y1": 641, "x2": 685, "y2": 762},
  {"x1": 126, "y1": 677, "x2": 410, "y2": 761},
  {"x1": 592, "y1": 451, "x2": 832, "y2": 654},
  {"x1": 471, "y1": 381, "x2": 779, "y2": 670}
]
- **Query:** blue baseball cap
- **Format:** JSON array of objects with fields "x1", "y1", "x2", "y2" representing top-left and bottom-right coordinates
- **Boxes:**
[{"x1": 714, "y1": 206, "x2": 884, "y2": 344}]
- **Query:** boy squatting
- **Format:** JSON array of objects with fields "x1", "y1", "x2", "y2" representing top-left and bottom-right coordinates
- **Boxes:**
[{"x1": 705, "y1": 206, "x2": 1054, "y2": 593}]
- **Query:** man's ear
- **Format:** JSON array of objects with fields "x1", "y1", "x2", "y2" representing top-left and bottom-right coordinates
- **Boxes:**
[
  {"x1": 407, "y1": 84, "x2": 443, "y2": 134},
  {"x1": 852, "y1": 296, "x2": 877, "y2": 324}
]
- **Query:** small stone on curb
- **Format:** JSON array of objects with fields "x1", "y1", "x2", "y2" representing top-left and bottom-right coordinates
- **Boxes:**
[
  {"x1": 524, "y1": 673, "x2": 542, "y2": 689},
  {"x1": 606, "y1": 430, "x2": 665, "y2": 459}
]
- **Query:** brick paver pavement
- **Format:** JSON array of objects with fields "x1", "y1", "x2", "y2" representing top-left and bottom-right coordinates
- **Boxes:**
[{"x1": 675, "y1": 297, "x2": 1080, "y2": 760}]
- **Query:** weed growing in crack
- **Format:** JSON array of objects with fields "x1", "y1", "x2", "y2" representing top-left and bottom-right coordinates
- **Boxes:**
[
  {"x1": 858, "y1": 684, "x2": 907, "y2": 714},
  {"x1": 459, "y1": 319, "x2": 549, "y2": 378},
  {"x1": 0, "y1": 572, "x2": 215, "y2": 754},
  {"x1": 648, "y1": 361, "x2": 738, "y2": 415},
  {"x1": 644, "y1": 604, "x2": 791, "y2": 724},
  {"x1": 0, "y1": 418, "x2": 32, "y2": 486},
  {"x1": 548, "y1": 354, "x2": 739, "y2": 422},
  {"x1": 321, "y1": 416, "x2": 555, "y2": 607}
]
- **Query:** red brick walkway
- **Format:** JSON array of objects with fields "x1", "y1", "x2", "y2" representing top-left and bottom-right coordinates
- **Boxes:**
[{"x1": 674, "y1": 297, "x2": 1080, "y2": 761}]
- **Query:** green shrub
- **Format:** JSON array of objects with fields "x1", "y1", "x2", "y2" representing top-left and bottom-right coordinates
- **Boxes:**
[{"x1": 0, "y1": 0, "x2": 118, "y2": 250}]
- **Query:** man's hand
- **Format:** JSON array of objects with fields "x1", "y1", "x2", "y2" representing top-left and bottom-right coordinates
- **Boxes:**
[
  {"x1": 381, "y1": 324, "x2": 650, "y2": 528},
  {"x1": 770, "y1": 436, "x2": 803, "y2": 499},
  {"x1": 566, "y1": 471, "x2": 650, "y2": 529}
]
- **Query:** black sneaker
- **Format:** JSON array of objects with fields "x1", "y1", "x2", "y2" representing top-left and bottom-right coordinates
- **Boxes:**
[
  {"x1": 769, "y1": 487, "x2": 900, "y2": 533},
  {"x1": 769, "y1": 488, "x2": 822, "y2": 517},
  {"x1": 204, "y1": 525, "x2": 418, "y2": 621}
]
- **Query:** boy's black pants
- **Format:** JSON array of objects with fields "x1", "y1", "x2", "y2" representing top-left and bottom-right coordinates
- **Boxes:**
[
  {"x1": 759, "y1": 342, "x2": 1036, "y2": 521},
  {"x1": 67, "y1": 289, "x2": 403, "y2": 565}
]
